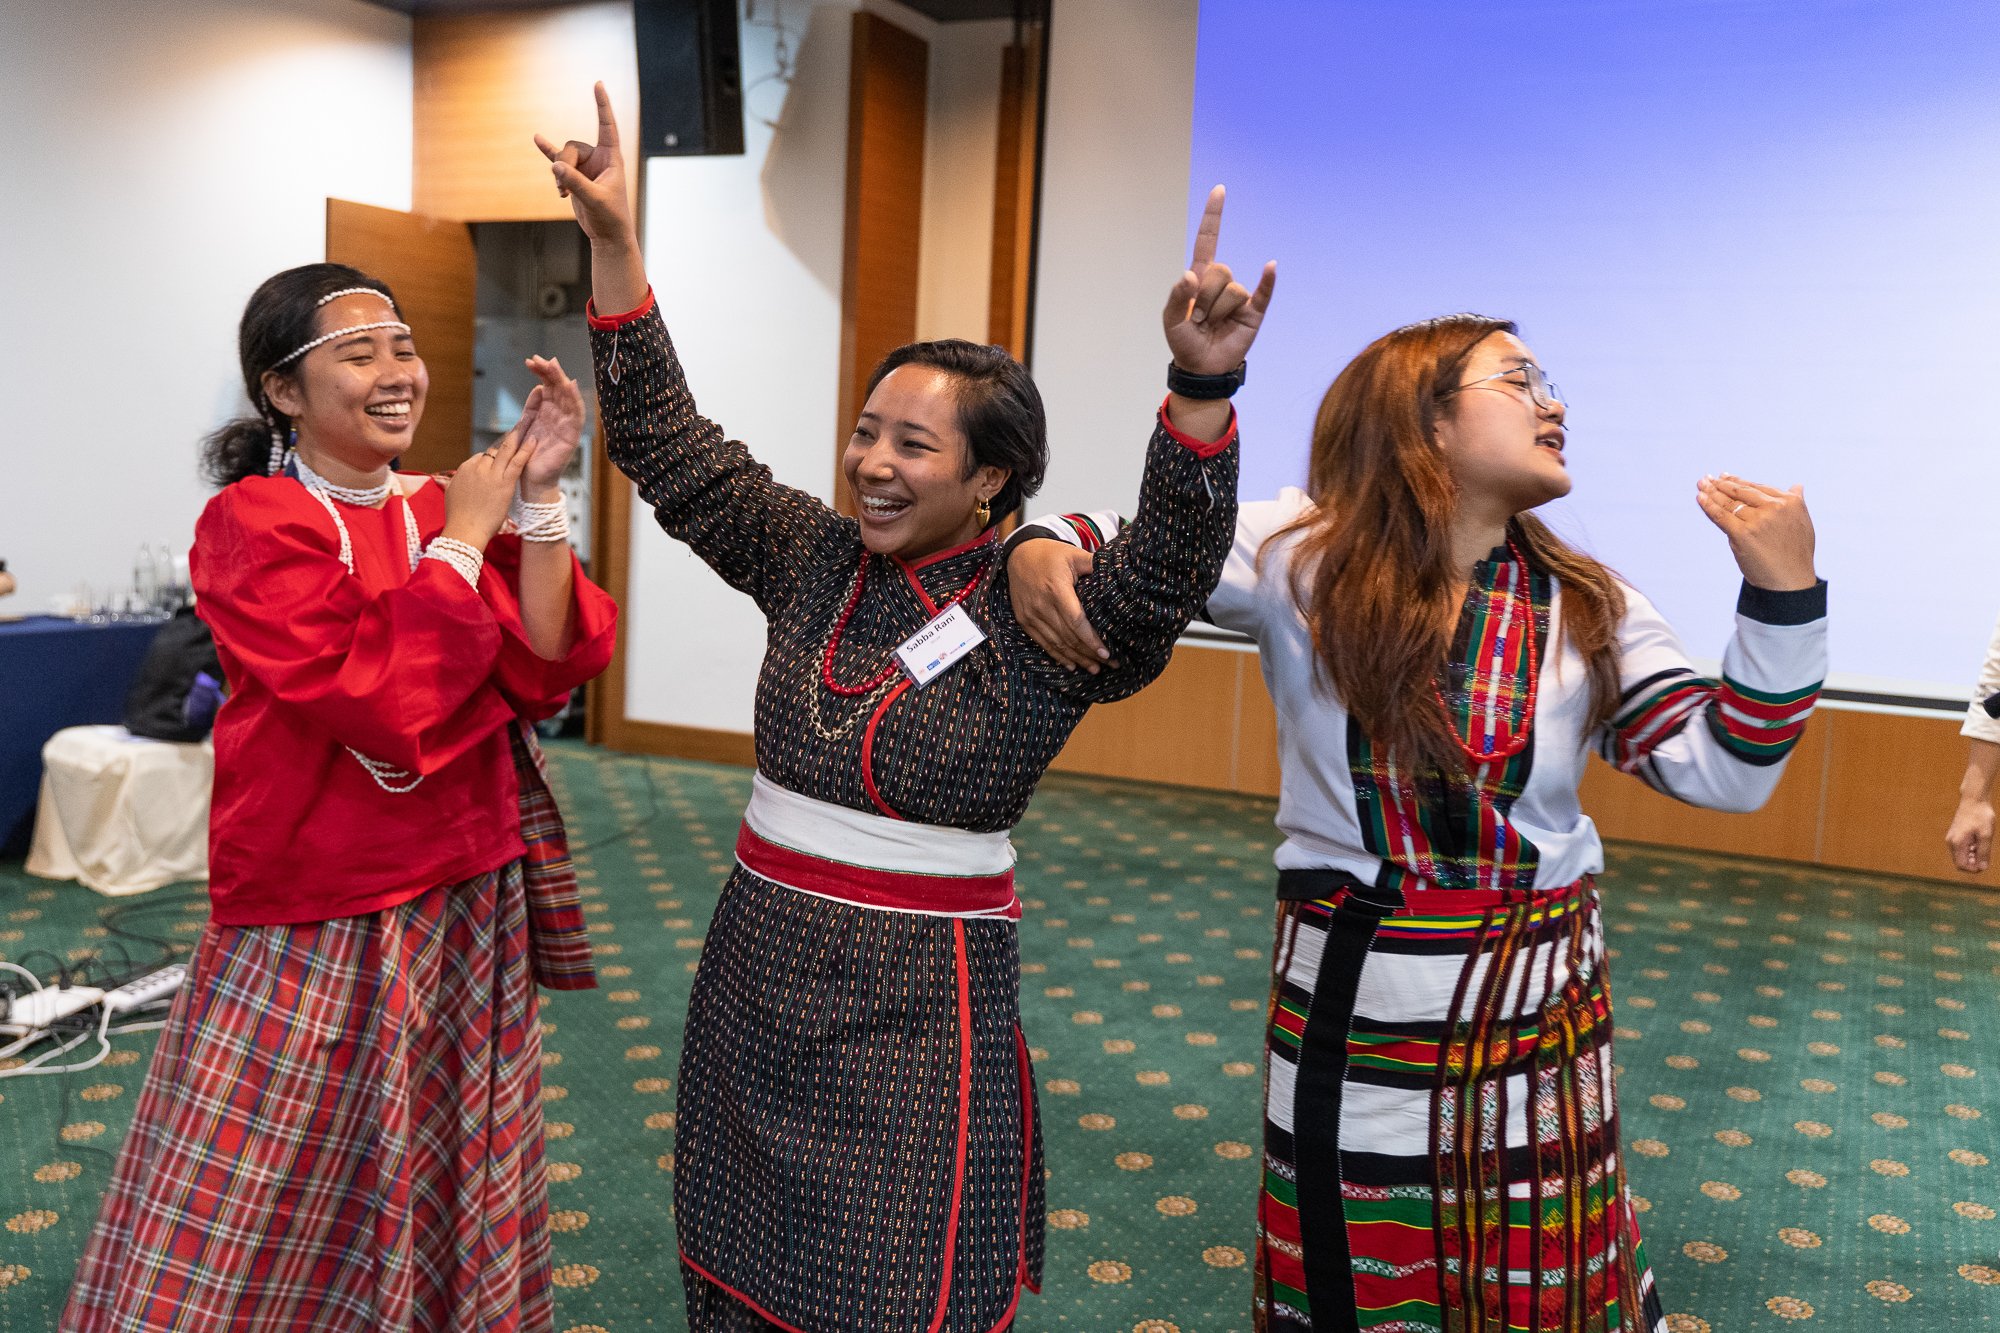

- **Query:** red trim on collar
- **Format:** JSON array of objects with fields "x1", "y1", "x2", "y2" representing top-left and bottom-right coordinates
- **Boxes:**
[
  {"x1": 894, "y1": 527, "x2": 999, "y2": 573},
  {"x1": 585, "y1": 288, "x2": 656, "y2": 329},
  {"x1": 1158, "y1": 394, "x2": 1238, "y2": 458},
  {"x1": 900, "y1": 563, "x2": 940, "y2": 616}
]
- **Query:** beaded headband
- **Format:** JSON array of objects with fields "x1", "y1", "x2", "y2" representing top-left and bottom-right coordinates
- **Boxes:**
[
  {"x1": 269, "y1": 287, "x2": 407, "y2": 369},
  {"x1": 263, "y1": 285, "x2": 407, "y2": 474}
]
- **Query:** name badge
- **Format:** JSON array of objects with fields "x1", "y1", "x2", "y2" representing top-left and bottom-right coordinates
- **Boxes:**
[{"x1": 896, "y1": 603, "x2": 988, "y2": 688}]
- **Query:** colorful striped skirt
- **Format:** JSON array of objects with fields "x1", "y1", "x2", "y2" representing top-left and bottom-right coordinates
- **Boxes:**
[
  {"x1": 62, "y1": 861, "x2": 553, "y2": 1333},
  {"x1": 1257, "y1": 874, "x2": 1665, "y2": 1333}
]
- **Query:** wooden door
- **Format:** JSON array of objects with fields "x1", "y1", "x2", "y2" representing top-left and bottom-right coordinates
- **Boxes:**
[
  {"x1": 988, "y1": 25, "x2": 1045, "y2": 360},
  {"x1": 835, "y1": 12, "x2": 929, "y2": 515},
  {"x1": 325, "y1": 198, "x2": 477, "y2": 476}
]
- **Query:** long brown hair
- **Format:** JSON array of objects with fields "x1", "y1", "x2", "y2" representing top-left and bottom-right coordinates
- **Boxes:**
[{"x1": 1272, "y1": 314, "x2": 1626, "y2": 774}]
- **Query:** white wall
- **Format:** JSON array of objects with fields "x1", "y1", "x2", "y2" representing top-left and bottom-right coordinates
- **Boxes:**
[
  {"x1": 1029, "y1": 0, "x2": 1200, "y2": 518},
  {"x1": 623, "y1": 0, "x2": 1001, "y2": 732},
  {"x1": 916, "y1": 18, "x2": 1009, "y2": 343},
  {"x1": 0, "y1": 0, "x2": 413, "y2": 613}
]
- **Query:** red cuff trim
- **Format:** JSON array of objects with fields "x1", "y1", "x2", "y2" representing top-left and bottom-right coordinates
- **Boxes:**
[
  {"x1": 585, "y1": 288, "x2": 656, "y2": 330},
  {"x1": 1158, "y1": 394, "x2": 1237, "y2": 458}
]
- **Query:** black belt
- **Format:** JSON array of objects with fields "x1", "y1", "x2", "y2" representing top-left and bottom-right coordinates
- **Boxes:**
[{"x1": 1276, "y1": 866, "x2": 1404, "y2": 916}]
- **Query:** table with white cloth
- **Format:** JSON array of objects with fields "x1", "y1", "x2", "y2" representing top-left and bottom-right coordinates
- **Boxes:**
[
  {"x1": 0, "y1": 614, "x2": 161, "y2": 854},
  {"x1": 27, "y1": 725, "x2": 211, "y2": 895}
]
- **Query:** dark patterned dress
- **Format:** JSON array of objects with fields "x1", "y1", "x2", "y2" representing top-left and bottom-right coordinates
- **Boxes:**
[{"x1": 589, "y1": 295, "x2": 1238, "y2": 1333}]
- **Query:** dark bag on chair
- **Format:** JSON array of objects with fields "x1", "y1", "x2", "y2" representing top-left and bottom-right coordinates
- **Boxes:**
[{"x1": 123, "y1": 606, "x2": 225, "y2": 742}]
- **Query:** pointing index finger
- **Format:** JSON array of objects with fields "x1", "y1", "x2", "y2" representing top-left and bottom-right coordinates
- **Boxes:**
[
  {"x1": 1190, "y1": 184, "x2": 1225, "y2": 271},
  {"x1": 595, "y1": 80, "x2": 620, "y2": 148}
]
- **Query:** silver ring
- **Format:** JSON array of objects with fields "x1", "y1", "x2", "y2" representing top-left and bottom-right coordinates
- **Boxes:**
[{"x1": 1732, "y1": 503, "x2": 1745, "y2": 515}]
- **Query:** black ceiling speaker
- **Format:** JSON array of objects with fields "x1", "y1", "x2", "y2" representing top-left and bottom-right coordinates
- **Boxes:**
[{"x1": 634, "y1": 0, "x2": 746, "y2": 157}]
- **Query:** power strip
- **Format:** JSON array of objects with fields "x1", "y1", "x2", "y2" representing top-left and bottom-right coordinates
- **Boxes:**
[
  {"x1": 104, "y1": 965, "x2": 186, "y2": 1015},
  {"x1": 1, "y1": 984, "x2": 105, "y2": 1033}
]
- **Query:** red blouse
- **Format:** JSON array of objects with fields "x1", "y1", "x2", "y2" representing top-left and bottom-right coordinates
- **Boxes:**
[{"x1": 191, "y1": 475, "x2": 617, "y2": 926}]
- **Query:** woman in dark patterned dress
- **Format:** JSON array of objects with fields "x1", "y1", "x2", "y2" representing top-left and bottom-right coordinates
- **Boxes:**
[
  {"x1": 534, "y1": 86, "x2": 1274, "y2": 1331},
  {"x1": 1008, "y1": 316, "x2": 1827, "y2": 1332}
]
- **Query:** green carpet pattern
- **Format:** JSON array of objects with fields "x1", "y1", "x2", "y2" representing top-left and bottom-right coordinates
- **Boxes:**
[{"x1": 0, "y1": 740, "x2": 1994, "y2": 1332}]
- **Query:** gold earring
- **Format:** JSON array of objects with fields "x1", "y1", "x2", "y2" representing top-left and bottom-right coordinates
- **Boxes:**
[{"x1": 975, "y1": 496, "x2": 992, "y2": 526}]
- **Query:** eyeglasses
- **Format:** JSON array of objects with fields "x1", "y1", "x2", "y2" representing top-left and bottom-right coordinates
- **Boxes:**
[{"x1": 1444, "y1": 362, "x2": 1564, "y2": 412}]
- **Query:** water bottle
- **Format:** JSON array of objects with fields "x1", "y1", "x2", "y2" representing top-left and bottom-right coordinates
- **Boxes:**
[
  {"x1": 132, "y1": 544, "x2": 155, "y2": 618},
  {"x1": 154, "y1": 544, "x2": 179, "y2": 613}
]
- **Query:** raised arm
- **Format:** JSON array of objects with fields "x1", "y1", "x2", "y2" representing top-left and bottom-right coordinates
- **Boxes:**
[
  {"x1": 537, "y1": 84, "x2": 848, "y2": 614},
  {"x1": 1000, "y1": 187, "x2": 1273, "y2": 702}
]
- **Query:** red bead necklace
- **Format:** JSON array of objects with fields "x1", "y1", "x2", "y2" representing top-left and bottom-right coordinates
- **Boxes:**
[
  {"x1": 820, "y1": 548, "x2": 992, "y2": 697},
  {"x1": 1434, "y1": 542, "x2": 1540, "y2": 763}
]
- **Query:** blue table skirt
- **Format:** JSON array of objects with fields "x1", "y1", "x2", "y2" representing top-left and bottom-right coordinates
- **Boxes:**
[{"x1": 0, "y1": 616, "x2": 163, "y2": 854}]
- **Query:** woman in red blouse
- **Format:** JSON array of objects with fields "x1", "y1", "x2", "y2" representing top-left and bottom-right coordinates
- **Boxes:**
[{"x1": 64, "y1": 263, "x2": 617, "y2": 1333}]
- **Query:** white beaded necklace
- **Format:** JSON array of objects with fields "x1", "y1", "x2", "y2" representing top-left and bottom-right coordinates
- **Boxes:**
[
  {"x1": 293, "y1": 450, "x2": 392, "y2": 507},
  {"x1": 292, "y1": 453, "x2": 425, "y2": 793}
]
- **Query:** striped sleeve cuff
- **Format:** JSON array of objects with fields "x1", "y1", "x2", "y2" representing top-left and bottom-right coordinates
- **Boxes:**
[
  {"x1": 1707, "y1": 675, "x2": 1820, "y2": 765},
  {"x1": 1605, "y1": 672, "x2": 1711, "y2": 768}
]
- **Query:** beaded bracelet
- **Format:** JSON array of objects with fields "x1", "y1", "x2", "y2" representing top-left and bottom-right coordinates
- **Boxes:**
[
  {"x1": 423, "y1": 536, "x2": 485, "y2": 589},
  {"x1": 510, "y1": 495, "x2": 571, "y2": 543}
]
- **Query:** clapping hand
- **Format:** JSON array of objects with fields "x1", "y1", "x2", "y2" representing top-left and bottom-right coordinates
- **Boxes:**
[
  {"x1": 442, "y1": 431, "x2": 534, "y2": 549},
  {"x1": 1164, "y1": 186, "x2": 1277, "y2": 376},
  {"x1": 517, "y1": 356, "x2": 585, "y2": 496},
  {"x1": 1694, "y1": 474, "x2": 1818, "y2": 592}
]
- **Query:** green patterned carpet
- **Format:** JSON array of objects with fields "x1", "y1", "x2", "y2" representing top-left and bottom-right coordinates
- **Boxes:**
[{"x1": 0, "y1": 740, "x2": 1995, "y2": 1331}]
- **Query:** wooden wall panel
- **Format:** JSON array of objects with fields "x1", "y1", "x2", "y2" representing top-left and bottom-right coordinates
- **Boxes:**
[
  {"x1": 590, "y1": 625, "x2": 1991, "y2": 887},
  {"x1": 1049, "y1": 645, "x2": 1239, "y2": 790},
  {"x1": 598, "y1": 717, "x2": 756, "y2": 769},
  {"x1": 1577, "y1": 721, "x2": 1827, "y2": 866},
  {"x1": 1234, "y1": 654, "x2": 1282, "y2": 798},
  {"x1": 414, "y1": 3, "x2": 640, "y2": 222},
  {"x1": 325, "y1": 199, "x2": 476, "y2": 475},
  {"x1": 1821, "y1": 710, "x2": 1999, "y2": 887},
  {"x1": 835, "y1": 12, "x2": 929, "y2": 514},
  {"x1": 584, "y1": 412, "x2": 628, "y2": 745},
  {"x1": 987, "y1": 30, "x2": 1043, "y2": 357}
]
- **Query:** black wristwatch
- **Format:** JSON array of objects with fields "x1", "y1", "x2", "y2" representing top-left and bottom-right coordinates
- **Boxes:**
[{"x1": 1166, "y1": 360, "x2": 1247, "y2": 400}]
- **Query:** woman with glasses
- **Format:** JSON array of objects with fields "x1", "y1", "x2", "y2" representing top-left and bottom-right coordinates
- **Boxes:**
[{"x1": 1007, "y1": 314, "x2": 1827, "y2": 1332}]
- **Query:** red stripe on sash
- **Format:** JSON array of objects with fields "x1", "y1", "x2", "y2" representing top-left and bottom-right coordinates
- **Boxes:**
[{"x1": 735, "y1": 823, "x2": 1022, "y2": 919}]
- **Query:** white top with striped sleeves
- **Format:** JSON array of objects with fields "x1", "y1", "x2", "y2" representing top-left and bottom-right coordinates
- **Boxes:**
[
  {"x1": 1020, "y1": 489, "x2": 1829, "y2": 892},
  {"x1": 1961, "y1": 610, "x2": 2000, "y2": 745}
]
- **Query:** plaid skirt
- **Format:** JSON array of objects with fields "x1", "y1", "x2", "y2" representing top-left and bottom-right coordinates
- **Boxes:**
[
  {"x1": 1257, "y1": 875, "x2": 1666, "y2": 1333},
  {"x1": 675, "y1": 868, "x2": 1043, "y2": 1333},
  {"x1": 62, "y1": 860, "x2": 553, "y2": 1333}
]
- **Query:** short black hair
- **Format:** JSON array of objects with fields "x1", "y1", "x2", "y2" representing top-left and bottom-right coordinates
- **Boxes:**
[{"x1": 866, "y1": 340, "x2": 1047, "y2": 527}]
